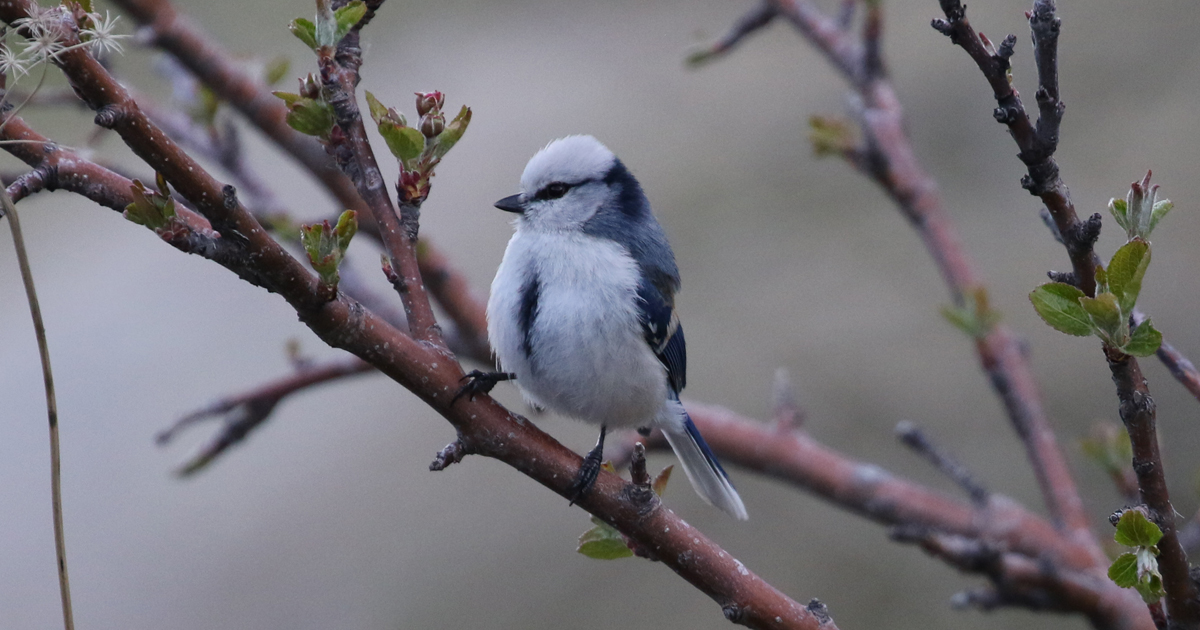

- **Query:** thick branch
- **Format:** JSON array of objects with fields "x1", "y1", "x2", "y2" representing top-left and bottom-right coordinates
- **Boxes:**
[{"x1": 0, "y1": 5, "x2": 833, "y2": 626}]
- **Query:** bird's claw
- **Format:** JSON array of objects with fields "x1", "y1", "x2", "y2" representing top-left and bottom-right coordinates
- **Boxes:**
[{"x1": 452, "y1": 370, "x2": 516, "y2": 404}]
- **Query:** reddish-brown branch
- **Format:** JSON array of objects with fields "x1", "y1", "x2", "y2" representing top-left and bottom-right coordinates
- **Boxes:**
[
  {"x1": 616, "y1": 404, "x2": 1151, "y2": 627},
  {"x1": 111, "y1": 0, "x2": 481, "y2": 356},
  {"x1": 0, "y1": 4, "x2": 834, "y2": 625},
  {"x1": 1156, "y1": 339, "x2": 1200, "y2": 404},
  {"x1": 1106, "y1": 350, "x2": 1200, "y2": 626},
  {"x1": 157, "y1": 357, "x2": 374, "y2": 475},
  {"x1": 760, "y1": 0, "x2": 1096, "y2": 553}
]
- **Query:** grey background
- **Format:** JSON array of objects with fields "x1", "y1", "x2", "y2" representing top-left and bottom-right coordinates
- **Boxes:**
[{"x1": 3, "y1": 0, "x2": 1200, "y2": 628}]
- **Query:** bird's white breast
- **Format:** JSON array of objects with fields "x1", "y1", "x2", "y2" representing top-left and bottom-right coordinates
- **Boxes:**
[{"x1": 487, "y1": 229, "x2": 668, "y2": 428}]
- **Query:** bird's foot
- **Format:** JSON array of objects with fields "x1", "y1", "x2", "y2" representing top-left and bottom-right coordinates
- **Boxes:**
[
  {"x1": 452, "y1": 370, "x2": 516, "y2": 404},
  {"x1": 568, "y1": 426, "x2": 607, "y2": 504}
]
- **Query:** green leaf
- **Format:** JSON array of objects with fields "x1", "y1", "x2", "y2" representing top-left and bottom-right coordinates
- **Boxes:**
[
  {"x1": 1109, "y1": 197, "x2": 1129, "y2": 233},
  {"x1": 1115, "y1": 509, "x2": 1163, "y2": 548},
  {"x1": 381, "y1": 126, "x2": 425, "y2": 166},
  {"x1": 1124, "y1": 319, "x2": 1163, "y2": 357},
  {"x1": 1094, "y1": 263, "x2": 1109, "y2": 295},
  {"x1": 364, "y1": 90, "x2": 389, "y2": 126},
  {"x1": 1080, "y1": 423, "x2": 1132, "y2": 474},
  {"x1": 264, "y1": 57, "x2": 291, "y2": 86},
  {"x1": 1134, "y1": 547, "x2": 1166, "y2": 604},
  {"x1": 1080, "y1": 292, "x2": 1123, "y2": 344},
  {"x1": 282, "y1": 97, "x2": 336, "y2": 137},
  {"x1": 1109, "y1": 552, "x2": 1139, "y2": 588},
  {"x1": 1107, "y1": 239, "x2": 1151, "y2": 314},
  {"x1": 1149, "y1": 200, "x2": 1173, "y2": 235},
  {"x1": 333, "y1": 1, "x2": 367, "y2": 40},
  {"x1": 1029, "y1": 283, "x2": 1093, "y2": 336},
  {"x1": 427, "y1": 105, "x2": 471, "y2": 161},
  {"x1": 289, "y1": 17, "x2": 318, "y2": 50},
  {"x1": 272, "y1": 91, "x2": 302, "y2": 107},
  {"x1": 123, "y1": 179, "x2": 176, "y2": 230},
  {"x1": 652, "y1": 465, "x2": 674, "y2": 497},
  {"x1": 577, "y1": 517, "x2": 633, "y2": 560},
  {"x1": 334, "y1": 209, "x2": 358, "y2": 251}
]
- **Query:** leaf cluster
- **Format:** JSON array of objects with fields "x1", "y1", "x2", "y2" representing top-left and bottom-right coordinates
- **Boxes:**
[
  {"x1": 123, "y1": 173, "x2": 176, "y2": 230},
  {"x1": 365, "y1": 91, "x2": 471, "y2": 171},
  {"x1": 289, "y1": 0, "x2": 366, "y2": 51},
  {"x1": 1029, "y1": 239, "x2": 1161, "y2": 356},
  {"x1": 299, "y1": 209, "x2": 358, "y2": 289},
  {"x1": 1108, "y1": 509, "x2": 1166, "y2": 604}
]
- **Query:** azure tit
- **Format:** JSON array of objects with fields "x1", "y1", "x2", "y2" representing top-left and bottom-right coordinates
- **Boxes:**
[{"x1": 464, "y1": 135, "x2": 748, "y2": 520}]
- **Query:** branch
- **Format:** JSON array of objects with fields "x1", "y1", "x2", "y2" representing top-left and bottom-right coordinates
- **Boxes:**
[
  {"x1": 111, "y1": 0, "x2": 483, "y2": 355},
  {"x1": 754, "y1": 0, "x2": 1097, "y2": 551},
  {"x1": 1106, "y1": 350, "x2": 1200, "y2": 626},
  {"x1": 156, "y1": 357, "x2": 373, "y2": 475},
  {"x1": 2, "y1": 188, "x2": 74, "y2": 630},
  {"x1": 931, "y1": 0, "x2": 1097, "y2": 296},
  {"x1": 0, "y1": 6, "x2": 834, "y2": 626},
  {"x1": 614, "y1": 403, "x2": 1153, "y2": 628}
]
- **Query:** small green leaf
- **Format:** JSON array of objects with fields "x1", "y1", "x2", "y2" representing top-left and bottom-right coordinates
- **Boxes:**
[
  {"x1": 1109, "y1": 553, "x2": 1139, "y2": 588},
  {"x1": 334, "y1": 209, "x2": 358, "y2": 251},
  {"x1": 123, "y1": 178, "x2": 177, "y2": 230},
  {"x1": 1107, "y1": 239, "x2": 1150, "y2": 314},
  {"x1": 577, "y1": 516, "x2": 633, "y2": 560},
  {"x1": 1095, "y1": 263, "x2": 1109, "y2": 295},
  {"x1": 941, "y1": 287, "x2": 999, "y2": 339},
  {"x1": 1109, "y1": 198, "x2": 1129, "y2": 233},
  {"x1": 1134, "y1": 547, "x2": 1166, "y2": 604},
  {"x1": 289, "y1": 17, "x2": 318, "y2": 50},
  {"x1": 264, "y1": 57, "x2": 291, "y2": 86},
  {"x1": 1124, "y1": 319, "x2": 1163, "y2": 357},
  {"x1": 364, "y1": 90, "x2": 389, "y2": 125},
  {"x1": 1149, "y1": 200, "x2": 1173, "y2": 235},
  {"x1": 1029, "y1": 283, "x2": 1093, "y2": 336},
  {"x1": 272, "y1": 91, "x2": 302, "y2": 107},
  {"x1": 281, "y1": 97, "x2": 335, "y2": 137},
  {"x1": 381, "y1": 126, "x2": 425, "y2": 166},
  {"x1": 1080, "y1": 292, "x2": 1123, "y2": 344},
  {"x1": 808, "y1": 116, "x2": 854, "y2": 158},
  {"x1": 314, "y1": 0, "x2": 337, "y2": 48},
  {"x1": 333, "y1": 1, "x2": 367, "y2": 40},
  {"x1": 652, "y1": 465, "x2": 674, "y2": 497},
  {"x1": 1115, "y1": 509, "x2": 1163, "y2": 548},
  {"x1": 427, "y1": 105, "x2": 471, "y2": 161}
]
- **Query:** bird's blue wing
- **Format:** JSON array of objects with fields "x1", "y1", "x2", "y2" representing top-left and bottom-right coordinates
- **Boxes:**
[{"x1": 637, "y1": 280, "x2": 686, "y2": 394}]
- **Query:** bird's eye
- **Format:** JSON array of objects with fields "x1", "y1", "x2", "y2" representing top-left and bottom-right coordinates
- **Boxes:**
[{"x1": 539, "y1": 182, "x2": 571, "y2": 200}]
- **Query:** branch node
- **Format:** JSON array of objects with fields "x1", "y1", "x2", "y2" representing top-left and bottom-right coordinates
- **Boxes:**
[
  {"x1": 721, "y1": 603, "x2": 744, "y2": 623},
  {"x1": 429, "y1": 437, "x2": 468, "y2": 471},
  {"x1": 1046, "y1": 270, "x2": 1076, "y2": 285},
  {"x1": 93, "y1": 104, "x2": 124, "y2": 129},
  {"x1": 806, "y1": 598, "x2": 833, "y2": 625}
]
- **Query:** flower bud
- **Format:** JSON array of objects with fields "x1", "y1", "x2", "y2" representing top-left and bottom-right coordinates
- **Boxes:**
[
  {"x1": 420, "y1": 111, "x2": 445, "y2": 138},
  {"x1": 415, "y1": 91, "x2": 444, "y2": 116},
  {"x1": 299, "y1": 73, "x2": 321, "y2": 99}
]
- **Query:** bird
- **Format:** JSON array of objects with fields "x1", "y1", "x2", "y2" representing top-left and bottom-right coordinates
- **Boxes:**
[{"x1": 461, "y1": 135, "x2": 748, "y2": 520}]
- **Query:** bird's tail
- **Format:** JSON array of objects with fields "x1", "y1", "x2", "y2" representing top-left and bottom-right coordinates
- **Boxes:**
[{"x1": 659, "y1": 402, "x2": 748, "y2": 520}]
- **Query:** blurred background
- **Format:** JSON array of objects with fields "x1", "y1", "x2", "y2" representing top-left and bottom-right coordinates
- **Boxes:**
[{"x1": 3, "y1": 0, "x2": 1200, "y2": 628}]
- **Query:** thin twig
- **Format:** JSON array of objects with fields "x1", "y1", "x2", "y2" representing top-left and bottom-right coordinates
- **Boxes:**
[
  {"x1": 895, "y1": 421, "x2": 989, "y2": 506},
  {"x1": 2, "y1": 189, "x2": 74, "y2": 630},
  {"x1": 931, "y1": 0, "x2": 1097, "y2": 296}
]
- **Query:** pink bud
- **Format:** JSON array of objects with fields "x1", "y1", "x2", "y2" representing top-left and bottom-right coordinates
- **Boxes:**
[{"x1": 415, "y1": 91, "x2": 444, "y2": 116}]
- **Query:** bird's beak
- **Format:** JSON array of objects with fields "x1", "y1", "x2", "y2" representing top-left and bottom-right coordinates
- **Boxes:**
[{"x1": 494, "y1": 194, "x2": 525, "y2": 214}]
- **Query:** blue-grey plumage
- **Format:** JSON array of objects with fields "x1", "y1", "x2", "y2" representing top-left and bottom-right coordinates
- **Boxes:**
[{"x1": 486, "y1": 135, "x2": 748, "y2": 520}]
